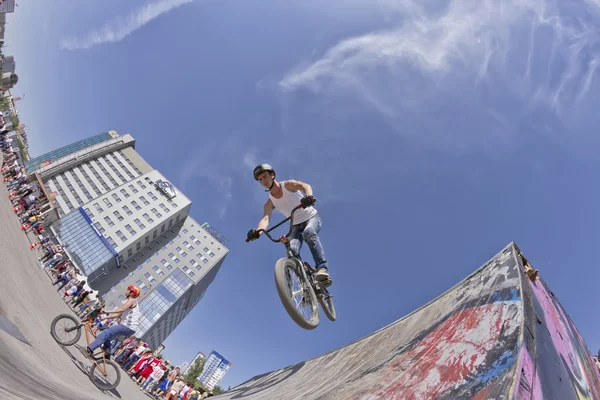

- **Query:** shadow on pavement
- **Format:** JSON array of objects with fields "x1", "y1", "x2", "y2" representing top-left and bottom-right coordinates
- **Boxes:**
[{"x1": 59, "y1": 344, "x2": 123, "y2": 399}]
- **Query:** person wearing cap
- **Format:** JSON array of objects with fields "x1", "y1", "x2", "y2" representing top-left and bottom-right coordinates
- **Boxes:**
[{"x1": 85, "y1": 284, "x2": 142, "y2": 358}]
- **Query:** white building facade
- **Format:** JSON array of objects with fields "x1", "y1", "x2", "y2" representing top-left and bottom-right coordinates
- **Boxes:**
[
  {"x1": 199, "y1": 351, "x2": 232, "y2": 391},
  {"x1": 36, "y1": 130, "x2": 228, "y2": 349}
]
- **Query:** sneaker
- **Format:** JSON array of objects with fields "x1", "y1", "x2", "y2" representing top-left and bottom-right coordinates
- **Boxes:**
[{"x1": 314, "y1": 268, "x2": 331, "y2": 282}]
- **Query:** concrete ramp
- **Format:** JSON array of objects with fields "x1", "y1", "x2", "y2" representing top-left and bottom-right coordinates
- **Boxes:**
[{"x1": 217, "y1": 243, "x2": 600, "y2": 400}]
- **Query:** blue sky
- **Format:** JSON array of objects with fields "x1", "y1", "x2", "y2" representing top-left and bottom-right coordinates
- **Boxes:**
[{"x1": 7, "y1": 0, "x2": 600, "y2": 390}]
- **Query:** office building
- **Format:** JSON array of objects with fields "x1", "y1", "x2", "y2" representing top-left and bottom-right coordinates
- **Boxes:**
[
  {"x1": 33, "y1": 130, "x2": 228, "y2": 349},
  {"x1": 97, "y1": 215, "x2": 227, "y2": 348},
  {"x1": 183, "y1": 351, "x2": 206, "y2": 374},
  {"x1": 1, "y1": 55, "x2": 15, "y2": 73},
  {"x1": 0, "y1": 0, "x2": 15, "y2": 13},
  {"x1": 199, "y1": 351, "x2": 232, "y2": 391},
  {"x1": 179, "y1": 362, "x2": 190, "y2": 374}
]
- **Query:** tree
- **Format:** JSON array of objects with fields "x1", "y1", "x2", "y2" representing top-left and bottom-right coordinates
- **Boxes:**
[
  {"x1": 185, "y1": 357, "x2": 206, "y2": 383},
  {"x1": 213, "y1": 386, "x2": 223, "y2": 394}
]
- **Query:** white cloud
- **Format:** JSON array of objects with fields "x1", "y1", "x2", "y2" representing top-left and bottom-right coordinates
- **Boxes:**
[
  {"x1": 279, "y1": 0, "x2": 600, "y2": 144},
  {"x1": 61, "y1": 0, "x2": 193, "y2": 50}
]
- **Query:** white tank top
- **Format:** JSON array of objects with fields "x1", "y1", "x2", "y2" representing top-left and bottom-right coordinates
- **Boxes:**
[
  {"x1": 269, "y1": 181, "x2": 317, "y2": 225},
  {"x1": 121, "y1": 300, "x2": 140, "y2": 332}
]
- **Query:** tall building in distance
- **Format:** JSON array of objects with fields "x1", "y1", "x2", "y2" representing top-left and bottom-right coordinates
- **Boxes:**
[
  {"x1": 199, "y1": 351, "x2": 232, "y2": 391},
  {"x1": 182, "y1": 351, "x2": 206, "y2": 374},
  {"x1": 179, "y1": 362, "x2": 190, "y2": 374},
  {"x1": 31, "y1": 130, "x2": 229, "y2": 349}
]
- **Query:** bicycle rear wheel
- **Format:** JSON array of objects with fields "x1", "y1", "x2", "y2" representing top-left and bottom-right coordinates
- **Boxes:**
[
  {"x1": 50, "y1": 314, "x2": 82, "y2": 346},
  {"x1": 274, "y1": 258, "x2": 320, "y2": 330},
  {"x1": 317, "y1": 289, "x2": 337, "y2": 322},
  {"x1": 89, "y1": 358, "x2": 121, "y2": 391}
]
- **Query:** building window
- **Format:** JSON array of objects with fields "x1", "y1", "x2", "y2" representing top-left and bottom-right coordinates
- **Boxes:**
[
  {"x1": 168, "y1": 219, "x2": 173, "y2": 228},
  {"x1": 125, "y1": 224, "x2": 136, "y2": 235},
  {"x1": 137, "y1": 180, "x2": 147, "y2": 189},
  {"x1": 134, "y1": 218, "x2": 146, "y2": 229},
  {"x1": 128, "y1": 184, "x2": 138, "y2": 194},
  {"x1": 209, "y1": 251, "x2": 215, "y2": 257},
  {"x1": 182, "y1": 252, "x2": 188, "y2": 258},
  {"x1": 176, "y1": 214, "x2": 181, "y2": 222},
  {"x1": 84, "y1": 208, "x2": 94, "y2": 218},
  {"x1": 153, "y1": 230, "x2": 157, "y2": 239},
  {"x1": 136, "y1": 280, "x2": 142, "y2": 286},
  {"x1": 151, "y1": 208, "x2": 162, "y2": 218},
  {"x1": 145, "y1": 236, "x2": 150, "y2": 245},
  {"x1": 129, "y1": 248, "x2": 134, "y2": 257},
  {"x1": 161, "y1": 225, "x2": 165, "y2": 233},
  {"x1": 104, "y1": 216, "x2": 114, "y2": 227},
  {"x1": 174, "y1": 257, "x2": 180, "y2": 264},
  {"x1": 112, "y1": 193, "x2": 122, "y2": 203},
  {"x1": 113, "y1": 210, "x2": 124, "y2": 222},
  {"x1": 106, "y1": 236, "x2": 116, "y2": 247},
  {"x1": 120, "y1": 188, "x2": 130, "y2": 198},
  {"x1": 116, "y1": 230, "x2": 127, "y2": 242},
  {"x1": 147, "y1": 191, "x2": 158, "y2": 201},
  {"x1": 203, "y1": 247, "x2": 209, "y2": 252},
  {"x1": 131, "y1": 200, "x2": 141, "y2": 211},
  {"x1": 136, "y1": 242, "x2": 141, "y2": 251},
  {"x1": 140, "y1": 196, "x2": 150, "y2": 206},
  {"x1": 143, "y1": 213, "x2": 154, "y2": 224},
  {"x1": 93, "y1": 203, "x2": 103, "y2": 213},
  {"x1": 122, "y1": 205, "x2": 133, "y2": 215},
  {"x1": 159, "y1": 203, "x2": 170, "y2": 213},
  {"x1": 144, "y1": 272, "x2": 151, "y2": 279},
  {"x1": 137, "y1": 265, "x2": 143, "y2": 270}
]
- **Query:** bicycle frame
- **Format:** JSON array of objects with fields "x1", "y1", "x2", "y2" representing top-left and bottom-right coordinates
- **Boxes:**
[
  {"x1": 248, "y1": 204, "x2": 313, "y2": 282},
  {"x1": 66, "y1": 319, "x2": 112, "y2": 375}
]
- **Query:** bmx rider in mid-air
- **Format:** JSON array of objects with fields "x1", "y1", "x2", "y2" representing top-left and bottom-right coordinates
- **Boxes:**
[{"x1": 247, "y1": 163, "x2": 331, "y2": 283}]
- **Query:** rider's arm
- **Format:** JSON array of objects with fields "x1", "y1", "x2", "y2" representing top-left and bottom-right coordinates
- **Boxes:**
[
  {"x1": 256, "y1": 199, "x2": 274, "y2": 232},
  {"x1": 101, "y1": 298, "x2": 135, "y2": 319},
  {"x1": 284, "y1": 180, "x2": 313, "y2": 196}
]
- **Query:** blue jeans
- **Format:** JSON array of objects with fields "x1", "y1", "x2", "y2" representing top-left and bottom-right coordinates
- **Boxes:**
[
  {"x1": 44, "y1": 258, "x2": 58, "y2": 269},
  {"x1": 140, "y1": 376, "x2": 157, "y2": 391},
  {"x1": 288, "y1": 214, "x2": 328, "y2": 270},
  {"x1": 123, "y1": 353, "x2": 141, "y2": 369},
  {"x1": 88, "y1": 324, "x2": 135, "y2": 352},
  {"x1": 115, "y1": 349, "x2": 133, "y2": 364}
]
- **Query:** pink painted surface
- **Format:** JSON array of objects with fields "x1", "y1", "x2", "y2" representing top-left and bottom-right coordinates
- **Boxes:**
[{"x1": 528, "y1": 279, "x2": 600, "y2": 399}]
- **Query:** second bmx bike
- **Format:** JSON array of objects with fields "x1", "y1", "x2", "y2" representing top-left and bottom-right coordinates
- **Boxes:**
[{"x1": 50, "y1": 313, "x2": 121, "y2": 391}]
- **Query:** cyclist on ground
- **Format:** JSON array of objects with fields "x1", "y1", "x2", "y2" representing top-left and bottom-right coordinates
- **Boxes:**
[
  {"x1": 85, "y1": 285, "x2": 141, "y2": 358},
  {"x1": 247, "y1": 163, "x2": 331, "y2": 282}
]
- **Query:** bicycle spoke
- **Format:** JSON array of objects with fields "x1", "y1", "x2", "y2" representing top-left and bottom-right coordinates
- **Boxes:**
[{"x1": 56, "y1": 319, "x2": 78, "y2": 343}]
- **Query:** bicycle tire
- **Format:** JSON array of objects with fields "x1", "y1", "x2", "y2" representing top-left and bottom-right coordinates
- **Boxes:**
[
  {"x1": 317, "y1": 290, "x2": 337, "y2": 322},
  {"x1": 89, "y1": 358, "x2": 121, "y2": 391},
  {"x1": 50, "y1": 314, "x2": 81, "y2": 346},
  {"x1": 274, "y1": 258, "x2": 320, "y2": 330}
]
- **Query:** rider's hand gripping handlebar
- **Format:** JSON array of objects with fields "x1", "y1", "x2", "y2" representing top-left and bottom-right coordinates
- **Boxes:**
[{"x1": 245, "y1": 199, "x2": 316, "y2": 243}]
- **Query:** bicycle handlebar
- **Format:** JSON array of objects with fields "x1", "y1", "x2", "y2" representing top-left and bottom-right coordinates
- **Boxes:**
[{"x1": 246, "y1": 202, "x2": 312, "y2": 243}]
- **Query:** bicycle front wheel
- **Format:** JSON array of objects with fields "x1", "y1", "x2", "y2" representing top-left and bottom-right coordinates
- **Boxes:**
[
  {"x1": 274, "y1": 258, "x2": 320, "y2": 330},
  {"x1": 50, "y1": 314, "x2": 82, "y2": 346},
  {"x1": 89, "y1": 358, "x2": 121, "y2": 391}
]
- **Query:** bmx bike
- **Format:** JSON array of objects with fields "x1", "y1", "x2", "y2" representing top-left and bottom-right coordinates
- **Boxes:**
[
  {"x1": 50, "y1": 314, "x2": 121, "y2": 390},
  {"x1": 247, "y1": 203, "x2": 336, "y2": 330}
]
